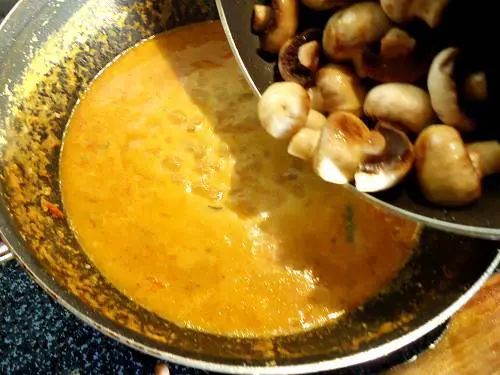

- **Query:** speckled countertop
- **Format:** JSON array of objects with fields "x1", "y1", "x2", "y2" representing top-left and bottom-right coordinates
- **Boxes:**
[{"x1": 0, "y1": 261, "x2": 208, "y2": 375}]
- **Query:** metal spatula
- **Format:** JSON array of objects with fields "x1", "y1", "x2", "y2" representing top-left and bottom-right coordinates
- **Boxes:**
[{"x1": 215, "y1": 0, "x2": 500, "y2": 239}]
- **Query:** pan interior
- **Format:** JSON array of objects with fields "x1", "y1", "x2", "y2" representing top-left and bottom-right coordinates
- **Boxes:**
[{"x1": 0, "y1": 0, "x2": 498, "y2": 371}]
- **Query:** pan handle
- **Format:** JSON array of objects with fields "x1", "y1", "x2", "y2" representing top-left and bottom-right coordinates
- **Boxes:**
[{"x1": 0, "y1": 242, "x2": 13, "y2": 263}]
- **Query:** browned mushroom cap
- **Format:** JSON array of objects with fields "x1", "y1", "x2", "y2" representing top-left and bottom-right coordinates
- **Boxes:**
[
  {"x1": 313, "y1": 112, "x2": 371, "y2": 184},
  {"x1": 355, "y1": 122, "x2": 414, "y2": 192},
  {"x1": 301, "y1": 0, "x2": 355, "y2": 11},
  {"x1": 322, "y1": 2, "x2": 391, "y2": 62},
  {"x1": 278, "y1": 29, "x2": 322, "y2": 87},
  {"x1": 252, "y1": 5, "x2": 273, "y2": 33},
  {"x1": 380, "y1": 0, "x2": 448, "y2": 28},
  {"x1": 427, "y1": 48, "x2": 476, "y2": 132},
  {"x1": 314, "y1": 64, "x2": 366, "y2": 116},
  {"x1": 260, "y1": 0, "x2": 299, "y2": 54},
  {"x1": 415, "y1": 125, "x2": 481, "y2": 207}
]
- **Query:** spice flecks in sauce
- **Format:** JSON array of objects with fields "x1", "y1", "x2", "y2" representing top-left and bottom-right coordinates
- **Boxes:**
[{"x1": 61, "y1": 21, "x2": 417, "y2": 337}]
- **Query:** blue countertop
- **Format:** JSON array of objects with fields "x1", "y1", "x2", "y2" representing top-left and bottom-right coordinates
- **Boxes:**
[{"x1": 0, "y1": 261, "x2": 208, "y2": 375}]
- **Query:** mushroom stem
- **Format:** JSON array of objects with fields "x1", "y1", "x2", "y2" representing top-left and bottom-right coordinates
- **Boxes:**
[
  {"x1": 305, "y1": 109, "x2": 327, "y2": 130},
  {"x1": 298, "y1": 41, "x2": 320, "y2": 71},
  {"x1": 467, "y1": 141, "x2": 500, "y2": 177},
  {"x1": 260, "y1": 0, "x2": 299, "y2": 54},
  {"x1": 252, "y1": 5, "x2": 273, "y2": 34},
  {"x1": 288, "y1": 128, "x2": 321, "y2": 160}
]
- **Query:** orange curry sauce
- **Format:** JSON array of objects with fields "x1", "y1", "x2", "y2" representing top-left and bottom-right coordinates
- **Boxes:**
[{"x1": 60, "y1": 21, "x2": 418, "y2": 337}]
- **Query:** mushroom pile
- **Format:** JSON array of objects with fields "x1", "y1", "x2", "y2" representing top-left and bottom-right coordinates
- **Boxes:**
[{"x1": 254, "y1": 0, "x2": 497, "y2": 207}]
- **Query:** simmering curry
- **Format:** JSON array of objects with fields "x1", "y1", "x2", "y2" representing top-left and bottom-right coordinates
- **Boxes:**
[{"x1": 60, "y1": 21, "x2": 418, "y2": 337}]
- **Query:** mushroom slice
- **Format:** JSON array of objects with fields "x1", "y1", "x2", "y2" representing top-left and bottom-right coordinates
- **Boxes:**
[
  {"x1": 313, "y1": 112, "x2": 370, "y2": 184},
  {"x1": 380, "y1": 0, "x2": 448, "y2": 28},
  {"x1": 315, "y1": 64, "x2": 366, "y2": 116},
  {"x1": 301, "y1": 0, "x2": 355, "y2": 11},
  {"x1": 322, "y1": 2, "x2": 391, "y2": 62},
  {"x1": 288, "y1": 128, "x2": 321, "y2": 160},
  {"x1": 364, "y1": 83, "x2": 434, "y2": 133},
  {"x1": 258, "y1": 82, "x2": 310, "y2": 139},
  {"x1": 279, "y1": 29, "x2": 322, "y2": 87},
  {"x1": 415, "y1": 125, "x2": 481, "y2": 207},
  {"x1": 260, "y1": 0, "x2": 299, "y2": 54},
  {"x1": 427, "y1": 48, "x2": 476, "y2": 132},
  {"x1": 252, "y1": 5, "x2": 273, "y2": 34},
  {"x1": 355, "y1": 122, "x2": 414, "y2": 192}
]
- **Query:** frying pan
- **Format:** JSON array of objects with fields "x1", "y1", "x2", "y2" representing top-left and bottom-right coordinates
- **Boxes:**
[
  {"x1": 0, "y1": 0, "x2": 499, "y2": 374},
  {"x1": 215, "y1": 0, "x2": 500, "y2": 239}
]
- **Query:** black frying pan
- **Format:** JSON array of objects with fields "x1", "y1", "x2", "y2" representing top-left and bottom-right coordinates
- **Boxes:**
[{"x1": 216, "y1": 0, "x2": 500, "y2": 239}]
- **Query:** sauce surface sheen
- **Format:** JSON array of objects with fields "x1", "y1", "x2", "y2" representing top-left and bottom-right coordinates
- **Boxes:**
[{"x1": 61, "y1": 21, "x2": 417, "y2": 337}]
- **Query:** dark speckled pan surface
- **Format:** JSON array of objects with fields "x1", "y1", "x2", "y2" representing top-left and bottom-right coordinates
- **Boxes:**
[{"x1": 0, "y1": 1, "x2": 499, "y2": 374}]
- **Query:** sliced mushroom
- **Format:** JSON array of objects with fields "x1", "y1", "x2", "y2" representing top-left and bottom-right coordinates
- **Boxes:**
[
  {"x1": 278, "y1": 29, "x2": 322, "y2": 87},
  {"x1": 380, "y1": 0, "x2": 448, "y2": 28},
  {"x1": 314, "y1": 64, "x2": 366, "y2": 116},
  {"x1": 464, "y1": 71, "x2": 488, "y2": 102},
  {"x1": 252, "y1": 5, "x2": 273, "y2": 34},
  {"x1": 427, "y1": 48, "x2": 476, "y2": 132},
  {"x1": 313, "y1": 112, "x2": 371, "y2": 184},
  {"x1": 322, "y1": 2, "x2": 391, "y2": 63},
  {"x1": 364, "y1": 83, "x2": 434, "y2": 133},
  {"x1": 301, "y1": 0, "x2": 354, "y2": 11},
  {"x1": 305, "y1": 109, "x2": 327, "y2": 130},
  {"x1": 258, "y1": 82, "x2": 310, "y2": 139},
  {"x1": 260, "y1": 0, "x2": 299, "y2": 54},
  {"x1": 413, "y1": 125, "x2": 500, "y2": 207},
  {"x1": 355, "y1": 122, "x2": 414, "y2": 192},
  {"x1": 288, "y1": 127, "x2": 321, "y2": 160}
]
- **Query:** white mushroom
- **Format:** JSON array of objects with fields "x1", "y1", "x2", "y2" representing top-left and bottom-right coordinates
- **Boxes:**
[
  {"x1": 258, "y1": 82, "x2": 310, "y2": 139},
  {"x1": 322, "y1": 2, "x2": 391, "y2": 63},
  {"x1": 314, "y1": 64, "x2": 366, "y2": 116},
  {"x1": 380, "y1": 0, "x2": 449, "y2": 28},
  {"x1": 313, "y1": 111, "x2": 371, "y2": 184},
  {"x1": 427, "y1": 48, "x2": 476, "y2": 132},
  {"x1": 288, "y1": 128, "x2": 321, "y2": 160},
  {"x1": 355, "y1": 122, "x2": 414, "y2": 192},
  {"x1": 414, "y1": 125, "x2": 500, "y2": 207},
  {"x1": 252, "y1": 5, "x2": 273, "y2": 33},
  {"x1": 260, "y1": 0, "x2": 299, "y2": 54},
  {"x1": 364, "y1": 83, "x2": 434, "y2": 133}
]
